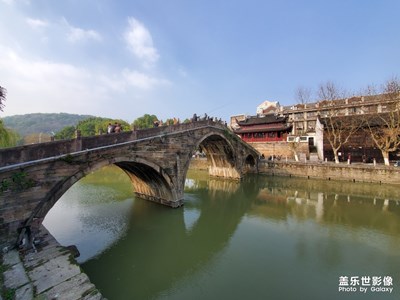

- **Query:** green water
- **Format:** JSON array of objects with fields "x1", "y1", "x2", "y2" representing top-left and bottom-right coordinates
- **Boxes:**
[{"x1": 43, "y1": 165, "x2": 400, "y2": 300}]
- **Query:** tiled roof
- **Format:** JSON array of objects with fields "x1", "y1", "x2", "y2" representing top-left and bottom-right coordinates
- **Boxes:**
[
  {"x1": 234, "y1": 124, "x2": 292, "y2": 133},
  {"x1": 237, "y1": 114, "x2": 287, "y2": 126}
]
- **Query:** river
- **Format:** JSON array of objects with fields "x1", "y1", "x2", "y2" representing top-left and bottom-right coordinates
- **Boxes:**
[{"x1": 43, "y1": 165, "x2": 400, "y2": 300}]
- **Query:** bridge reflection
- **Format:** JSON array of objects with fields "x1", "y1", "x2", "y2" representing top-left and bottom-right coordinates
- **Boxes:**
[{"x1": 77, "y1": 168, "x2": 256, "y2": 299}]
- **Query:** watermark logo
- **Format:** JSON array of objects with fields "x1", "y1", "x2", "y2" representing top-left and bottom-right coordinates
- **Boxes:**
[{"x1": 338, "y1": 276, "x2": 394, "y2": 294}]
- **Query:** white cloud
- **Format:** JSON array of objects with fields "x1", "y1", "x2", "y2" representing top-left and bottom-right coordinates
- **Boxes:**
[
  {"x1": 0, "y1": 46, "x2": 171, "y2": 119},
  {"x1": 26, "y1": 18, "x2": 48, "y2": 30},
  {"x1": 124, "y1": 17, "x2": 159, "y2": 67},
  {"x1": 67, "y1": 26, "x2": 102, "y2": 43},
  {"x1": 0, "y1": 47, "x2": 98, "y2": 115},
  {"x1": 62, "y1": 18, "x2": 102, "y2": 43},
  {"x1": 122, "y1": 69, "x2": 170, "y2": 90}
]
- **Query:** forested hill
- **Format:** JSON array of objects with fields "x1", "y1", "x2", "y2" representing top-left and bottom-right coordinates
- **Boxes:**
[{"x1": 2, "y1": 113, "x2": 94, "y2": 136}]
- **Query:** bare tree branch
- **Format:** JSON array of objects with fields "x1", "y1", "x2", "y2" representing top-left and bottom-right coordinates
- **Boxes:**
[
  {"x1": 365, "y1": 76, "x2": 400, "y2": 165},
  {"x1": 295, "y1": 86, "x2": 312, "y2": 104},
  {"x1": 317, "y1": 81, "x2": 362, "y2": 163},
  {"x1": 0, "y1": 85, "x2": 6, "y2": 112}
]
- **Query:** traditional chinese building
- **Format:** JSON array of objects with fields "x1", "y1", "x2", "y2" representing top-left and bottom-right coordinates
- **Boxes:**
[{"x1": 233, "y1": 114, "x2": 292, "y2": 143}]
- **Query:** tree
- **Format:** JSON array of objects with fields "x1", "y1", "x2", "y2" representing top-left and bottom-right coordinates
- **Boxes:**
[
  {"x1": 0, "y1": 86, "x2": 20, "y2": 148},
  {"x1": 54, "y1": 125, "x2": 76, "y2": 140},
  {"x1": 75, "y1": 117, "x2": 130, "y2": 136},
  {"x1": 54, "y1": 117, "x2": 131, "y2": 139},
  {"x1": 317, "y1": 81, "x2": 362, "y2": 163},
  {"x1": 360, "y1": 83, "x2": 377, "y2": 96},
  {"x1": 0, "y1": 120, "x2": 20, "y2": 148},
  {"x1": 295, "y1": 86, "x2": 312, "y2": 104},
  {"x1": 132, "y1": 114, "x2": 158, "y2": 129},
  {"x1": 0, "y1": 85, "x2": 6, "y2": 112},
  {"x1": 365, "y1": 77, "x2": 400, "y2": 166}
]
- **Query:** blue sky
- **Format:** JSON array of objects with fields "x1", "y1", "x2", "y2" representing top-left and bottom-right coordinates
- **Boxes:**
[{"x1": 1, "y1": 0, "x2": 399, "y2": 123}]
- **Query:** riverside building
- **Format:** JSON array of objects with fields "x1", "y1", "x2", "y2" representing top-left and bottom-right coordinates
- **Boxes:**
[{"x1": 231, "y1": 94, "x2": 400, "y2": 162}]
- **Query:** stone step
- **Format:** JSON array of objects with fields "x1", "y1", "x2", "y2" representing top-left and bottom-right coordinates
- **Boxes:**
[{"x1": 1, "y1": 226, "x2": 106, "y2": 300}]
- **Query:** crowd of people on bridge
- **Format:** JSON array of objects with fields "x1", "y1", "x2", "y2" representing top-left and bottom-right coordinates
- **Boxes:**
[
  {"x1": 107, "y1": 113, "x2": 227, "y2": 133},
  {"x1": 191, "y1": 113, "x2": 227, "y2": 126},
  {"x1": 152, "y1": 117, "x2": 181, "y2": 127},
  {"x1": 151, "y1": 114, "x2": 227, "y2": 128}
]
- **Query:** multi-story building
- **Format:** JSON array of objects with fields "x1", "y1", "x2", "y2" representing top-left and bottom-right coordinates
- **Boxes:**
[
  {"x1": 280, "y1": 94, "x2": 396, "y2": 136},
  {"x1": 231, "y1": 94, "x2": 400, "y2": 162}
]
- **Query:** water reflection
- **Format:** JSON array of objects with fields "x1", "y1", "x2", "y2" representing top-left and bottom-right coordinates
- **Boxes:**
[
  {"x1": 44, "y1": 167, "x2": 400, "y2": 300},
  {"x1": 43, "y1": 166, "x2": 134, "y2": 263},
  {"x1": 250, "y1": 176, "x2": 400, "y2": 238}
]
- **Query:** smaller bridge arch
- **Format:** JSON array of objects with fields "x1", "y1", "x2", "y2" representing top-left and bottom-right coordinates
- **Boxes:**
[{"x1": 190, "y1": 131, "x2": 241, "y2": 179}]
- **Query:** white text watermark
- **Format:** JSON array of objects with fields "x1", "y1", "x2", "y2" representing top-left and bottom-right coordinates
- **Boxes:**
[{"x1": 338, "y1": 276, "x2": 394, "y2": 294}]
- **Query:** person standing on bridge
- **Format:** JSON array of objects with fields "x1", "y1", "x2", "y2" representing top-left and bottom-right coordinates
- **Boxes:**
[
  {"x1": 115, "y1": 123, "x2": 122, "y2": 133},
  {"x1": 107, "y1": 123, "x2": 114, "y2": 134}
]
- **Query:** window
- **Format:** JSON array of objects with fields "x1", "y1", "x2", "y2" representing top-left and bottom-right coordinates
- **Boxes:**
[
  {"x1": 307, "y1": 121, "x2": 316, "y2": 130},
  {"x1": 287, "y1": 136, "x2": 299, "y2": 142},
  {"x1": 307, "y1": 111, "x2": 316, "y2": 118}
]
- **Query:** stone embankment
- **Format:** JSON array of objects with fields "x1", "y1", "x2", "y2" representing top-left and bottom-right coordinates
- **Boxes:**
[
  {"x1": 259, "y1": 160, "x2": 400, "y2": 185},
  {"x1": 1, "y1": 227, "x2": 104, "y2": 300},
  {"x1": 188, "y1": 157, "x2": 208, "y2": 170}
]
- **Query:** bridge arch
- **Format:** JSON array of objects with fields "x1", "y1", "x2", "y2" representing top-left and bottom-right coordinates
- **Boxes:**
[
  {"x1": 32, "y1": 155, "x2": 177, "y2": 232},
  {"x1": 186, "y1": 132, "x2": 240, "y2": 179},
  {"x1": 245, "y1": 154, "x2": 256, "y2": 167},
  {"x1": 183, "y1": 131, "x2": 258, "y2": 181}
]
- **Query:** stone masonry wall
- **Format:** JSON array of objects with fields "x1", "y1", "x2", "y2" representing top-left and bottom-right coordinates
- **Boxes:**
[
  {"x1": 259, "y1": 160, "x2": 400, "y2": 185},
  {"x1": 249, "y1": 141, "x2": 309, "y2": 160}
]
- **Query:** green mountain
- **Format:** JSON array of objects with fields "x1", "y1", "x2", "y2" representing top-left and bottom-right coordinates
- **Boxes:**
[{"x1": 2, "y1": 113, "x2": 94, "y2": 136}]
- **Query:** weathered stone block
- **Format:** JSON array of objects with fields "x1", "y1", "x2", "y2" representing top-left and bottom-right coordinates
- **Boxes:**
[
  {"x1": 15, "y1": 284, "x2": 33, "y2": 300},
  {"x1": 28, "y1": 254, "x2": 81, "y2": 294},
  {"x1": 3, "y1": 249, "x2": 20, "y2": 266},
  {"x1": 3, "y1": 262, "x2": 30, "y2": 289},
  {"x1": 42, "y1": 273, "x2": 96, "y2": 300}
]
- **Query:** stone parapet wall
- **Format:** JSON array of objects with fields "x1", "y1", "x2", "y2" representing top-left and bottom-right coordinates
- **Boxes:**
[
  {"x1": 259, "y1": 160, "x2": 400, "y2": 185},
  {"x1": 0, "y1": 120, "x2": 228, "y2": 167}
]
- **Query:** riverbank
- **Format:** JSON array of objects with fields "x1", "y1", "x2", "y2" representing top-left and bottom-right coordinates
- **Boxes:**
[
  {"x1": 1, "y1": 227, "x2": 104, "y2": 300},
  {"x1": 189, "y1": 157, "x2": 400, "y2": 186},
  {"x1": 259, "y1": 160, "x2": 400, "y2": 185}
]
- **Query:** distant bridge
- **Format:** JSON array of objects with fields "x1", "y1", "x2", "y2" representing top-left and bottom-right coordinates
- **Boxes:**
[{"x1": 0, "y1": 120, "x2": 259, "y2": 248}]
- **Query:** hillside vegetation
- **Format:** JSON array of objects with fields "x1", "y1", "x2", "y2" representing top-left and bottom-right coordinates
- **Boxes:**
[
  {"x1": 1, "y1": 112, "x2": 174, "y2": 147},
  {"x1": 3, "y1": 113, "x2": 93, "y2": 136}
]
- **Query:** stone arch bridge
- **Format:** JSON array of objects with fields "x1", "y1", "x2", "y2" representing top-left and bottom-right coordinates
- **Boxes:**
[{"x1": 0, "y1": 120, "x2": 259, "y2": 248}]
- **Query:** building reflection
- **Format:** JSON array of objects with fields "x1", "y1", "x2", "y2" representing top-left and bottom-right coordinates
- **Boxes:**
[{"x1": 249, "y1": 176, "x2": 400, "y2": 236}]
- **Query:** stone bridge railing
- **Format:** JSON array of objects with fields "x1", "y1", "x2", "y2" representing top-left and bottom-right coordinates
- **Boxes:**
[{"x1": 0, "y1": 120, "x2": 229, "y2": 167}]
